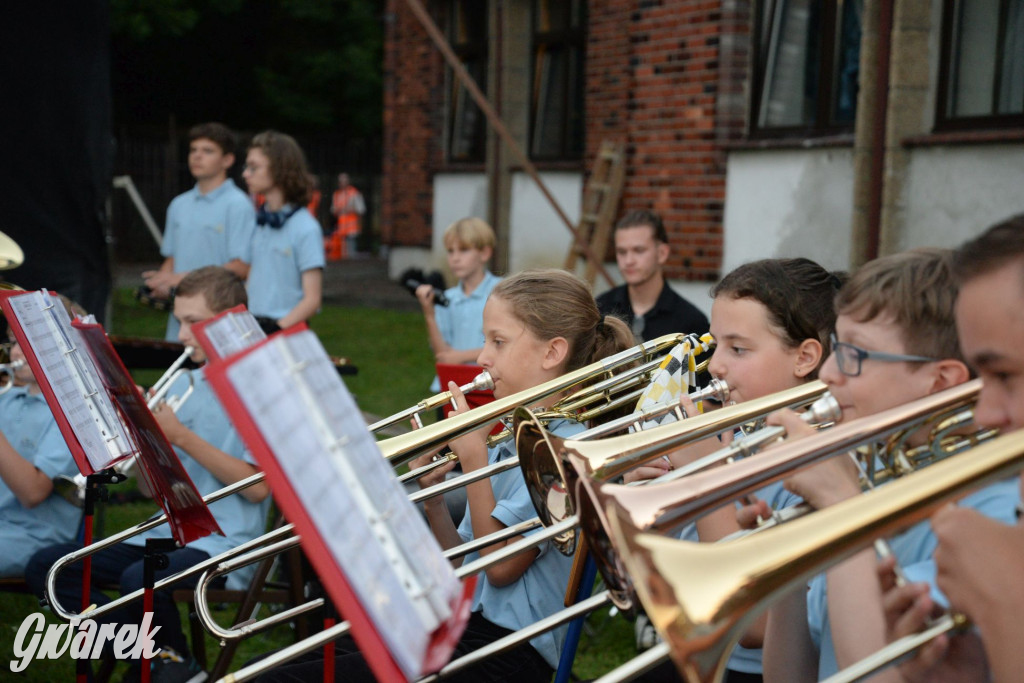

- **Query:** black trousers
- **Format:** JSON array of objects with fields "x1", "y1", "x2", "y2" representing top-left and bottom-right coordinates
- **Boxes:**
[
  {"x1": 26, "y1": 541, "x2": 214, "y2": 658},
  {"x1": 252, "y1": 611, "x2": 553, "y2": 682}
]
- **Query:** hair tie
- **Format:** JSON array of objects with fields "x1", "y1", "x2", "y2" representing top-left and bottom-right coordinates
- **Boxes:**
[
  {"x1": 596, "y1": 314, "x2": 607, "y2": 332},
  {"x1": 829, "y1": 273, "x2": 844, "y2": 290}
]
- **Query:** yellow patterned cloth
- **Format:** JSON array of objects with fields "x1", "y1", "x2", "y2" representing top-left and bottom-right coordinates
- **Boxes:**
[{"x1": 632, "y1": 333, "x2": 713, "y2": 431}]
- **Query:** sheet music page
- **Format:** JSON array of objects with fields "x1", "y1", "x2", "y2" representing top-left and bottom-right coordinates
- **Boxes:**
[
  {"x1": 226, "y1": 330, "x2": 461, "y2": 678},
  {"x1": 202, "y1": 311, "x2": 266, "y2": 359},
  {"x1": 8, "y1": 292, "x2": 133, "y2": 470}
]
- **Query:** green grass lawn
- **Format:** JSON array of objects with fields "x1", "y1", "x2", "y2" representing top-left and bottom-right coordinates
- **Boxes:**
[{"x1": 1, "y1": 290, "x2": 638, "y2": 681}]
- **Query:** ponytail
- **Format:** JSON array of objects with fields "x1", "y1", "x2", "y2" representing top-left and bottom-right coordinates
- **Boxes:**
[{"x1": 586, "y1": 314, "x2": 634, "y2": 370}]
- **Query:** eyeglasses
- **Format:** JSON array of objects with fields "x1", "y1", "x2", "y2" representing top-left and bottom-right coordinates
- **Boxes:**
[{"x1": 829, "y1": 333, "x2": 938, "y2": 377}]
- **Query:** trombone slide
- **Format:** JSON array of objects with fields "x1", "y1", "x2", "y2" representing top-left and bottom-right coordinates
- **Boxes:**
[
  {"x1": 146, "y1": 346, "x2": 195, "y2": 412},
  {"x1": 378, "y1": 334, "x2": 689, "y2": 468},
  {"x1": 819, "y1": 612, "x2": 968, "y2": 683},
  {"x1": 367, "y1": 370, "x2": 494, "y2": 433}
]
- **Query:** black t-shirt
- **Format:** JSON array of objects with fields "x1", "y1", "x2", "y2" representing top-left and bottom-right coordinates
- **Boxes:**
[{"x1": 596, "y1": 282, "x2": 709, "y2": 342}]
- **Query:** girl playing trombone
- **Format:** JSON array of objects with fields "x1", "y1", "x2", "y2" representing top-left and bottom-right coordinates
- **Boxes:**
[{"x1": 255, "y1": 269, "x2": 634, "y2": 682}]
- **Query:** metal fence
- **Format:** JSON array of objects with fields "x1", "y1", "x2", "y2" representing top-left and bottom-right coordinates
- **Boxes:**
[{"x1": 109, "y1": 127, "x2": 381, "y2": 263}]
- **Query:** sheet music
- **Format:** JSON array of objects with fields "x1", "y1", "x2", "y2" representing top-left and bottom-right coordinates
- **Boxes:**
[
  {"x1": 201, "y1": 310, "x2": 266, "y2": 359},
  {"x1": 8, "y1": 292, "x2": 133, "y2": 470},
  {"x1": 226, "y1": 330, "x2": 461, "y2": 678}
]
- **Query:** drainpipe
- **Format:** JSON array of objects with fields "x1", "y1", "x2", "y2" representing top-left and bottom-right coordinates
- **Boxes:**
[{"x1": 864, "y1": 0, "x2": 894, "y2": 263}]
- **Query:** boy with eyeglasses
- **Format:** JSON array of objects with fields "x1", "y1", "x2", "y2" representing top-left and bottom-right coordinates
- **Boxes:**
[
  {"x1": 877, "y1": 217, "x2": 1024, "y2": 683},
  {"x1": 749, "y1": 248, "x2": 1020, "y2": 682}
]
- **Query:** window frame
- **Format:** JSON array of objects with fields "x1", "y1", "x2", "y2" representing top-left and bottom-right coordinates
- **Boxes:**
[
  {"x1": 935, "y1": 0, "x2": 1024, "y2": 132},
  {"x1": 529, "y1": 0, "x2": 586, "y2": 161},
  {"x1": 445, "y1": 0, "x2": 489, "y2": 164},
  {"x1": 748, "y1": 0, "x2": 858, "y2": 139}
]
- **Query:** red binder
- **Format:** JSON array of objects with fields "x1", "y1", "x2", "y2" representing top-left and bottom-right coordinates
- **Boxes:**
[
  {"x1": 436, "y1": 363, "x2": 495, "y2": 418},
  {"x1": 0, "y1": 289, "x2": 220, "y2": 546},
  {"x1": 205, "y1": 326, "x2": 474, "y2": 681},
  {"x1": 74, "y1": 321, "x2": 222, "y2": 544},
  {"x1": 0, "y1": 289, "x2": 116, "y2": 476}
]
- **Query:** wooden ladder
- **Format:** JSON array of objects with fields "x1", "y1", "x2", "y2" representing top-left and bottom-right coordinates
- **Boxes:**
[{"x1": 564, "y1": 139, "x2": 627, "y2": 285}]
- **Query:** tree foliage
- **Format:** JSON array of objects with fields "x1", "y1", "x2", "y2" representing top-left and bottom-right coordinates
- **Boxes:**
[{"x1": 110, "y1": 0, "x2": 383, "y2": 138}]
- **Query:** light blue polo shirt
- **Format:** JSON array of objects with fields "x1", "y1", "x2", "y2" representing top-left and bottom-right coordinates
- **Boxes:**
[
  {"x1": 127, "y1": 368, "x2": 270, "y2": 589},
  {"x1": 807, "y1": 477, "x2": 1020, "y2": 678},
  {"x1": 456, "y1": 418, "x2": 584, "y2": 669},
  {"x1": 0, "y1": 386, "x2": 81, "y2": 577},
  {"x1": 161, "y1": 179, "x2": 256, "y2": 340},
  {"x1": 900, "y1": 560, "x2": 949, "y2": 606},
  {"x1": 246, "y1": 207, "x2": 325, "y2": 322},
  {"x1": 430, "y1": 270, "x2": 501, "y2": 392},
  {"x1": 722, "y1": 479, "x2": 804, "y2": 674}
]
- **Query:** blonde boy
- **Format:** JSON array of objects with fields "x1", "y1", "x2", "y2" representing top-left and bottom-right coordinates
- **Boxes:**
[{"x1": 416, "y1": 217, "x2": 501, "y2": 392}]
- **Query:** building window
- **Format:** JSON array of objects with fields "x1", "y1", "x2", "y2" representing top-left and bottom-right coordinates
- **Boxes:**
[
  {"x1": 447, "y1": 0, "x2": 488, "y2": 163},
  {"x1": 937, "y1": 0, "x2": 1024, "y2": 129},
  {"x1": 530, "y1": 0, "x2": 585, "y2": 160},
  {"x1": 751, "y1": 0, "x2": 862, "y2": 137}
]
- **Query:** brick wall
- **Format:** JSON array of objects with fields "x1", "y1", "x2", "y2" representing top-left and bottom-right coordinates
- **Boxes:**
[
  {"x1": 586, "y1": 0, "x2": 749, "y2": 281},
  {"x1": 381, "y1": 0, "x2": 445, "y2": 247},
  {"x1": 382, "y1": 0, "x2": 751, "y2": 277}
]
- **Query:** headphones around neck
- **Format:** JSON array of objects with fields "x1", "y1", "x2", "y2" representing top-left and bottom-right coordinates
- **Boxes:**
[{"x1": 256, "y1": 204, "x2": 300, "y2": 229}]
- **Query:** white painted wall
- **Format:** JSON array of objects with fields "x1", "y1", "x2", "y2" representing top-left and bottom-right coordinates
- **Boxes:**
[
  {"x1": 388, "y1": 173, "x2": 489, "y2": 281},
  {"x1": 722, "y1": 148, "x2": 855, "y2": 274},
  {"x1": 389, "y1": 171, "x2": 586, "y2": 282},
  {"x1": 899, "y1": 144, "x2": 1024, "y2": 249},
  {"x1": 507, "y1": 171, "x2": 583, "y2": 272}
]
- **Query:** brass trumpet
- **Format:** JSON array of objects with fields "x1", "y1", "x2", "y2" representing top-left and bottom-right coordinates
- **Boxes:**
[{"x1": 604, "y1": 401, "x2": 1019, "y2": 683}]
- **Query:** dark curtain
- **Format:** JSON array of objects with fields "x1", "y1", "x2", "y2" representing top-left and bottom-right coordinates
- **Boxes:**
[{"x1": 0, "y1": 2, "x2": 112, "y2": 323}]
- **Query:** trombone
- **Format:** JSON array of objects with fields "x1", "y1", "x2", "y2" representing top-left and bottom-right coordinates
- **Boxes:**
[
  {"x1": 602, "y1": 402, "x2": 1021, "y2": 683},
  {"x1": 0, "y1": 358, "x2": 24, "y2": 395},
  {"x1": 376, "y1": 333, "x2": 707, "y2": 469},
  {"x1": 147, "y1": 345, "x2": 195, "y2": 412},
  {"x1": 42, "y1": 334, "x2": 690, "y2": 627},
  {"x1": 368, "y1": 370, "x2": 494, "y2": 432},
  {"x1": 193, "y1": 374, "x2": 737, "y2": 647},
  {"x1": 514, "y1": 380, "x2": 831, "y2": 557},
  {"x1": 571, "y1": 380, "x2": 981, "y2": 618}
]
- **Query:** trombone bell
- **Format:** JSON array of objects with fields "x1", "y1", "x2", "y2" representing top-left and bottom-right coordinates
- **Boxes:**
[
  {"x1": 513, "y1": 406, "x2": 577, "y2": 550},
  {"x1": 606, "y1": 425, "x2": 1024, "y2": 683}
]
